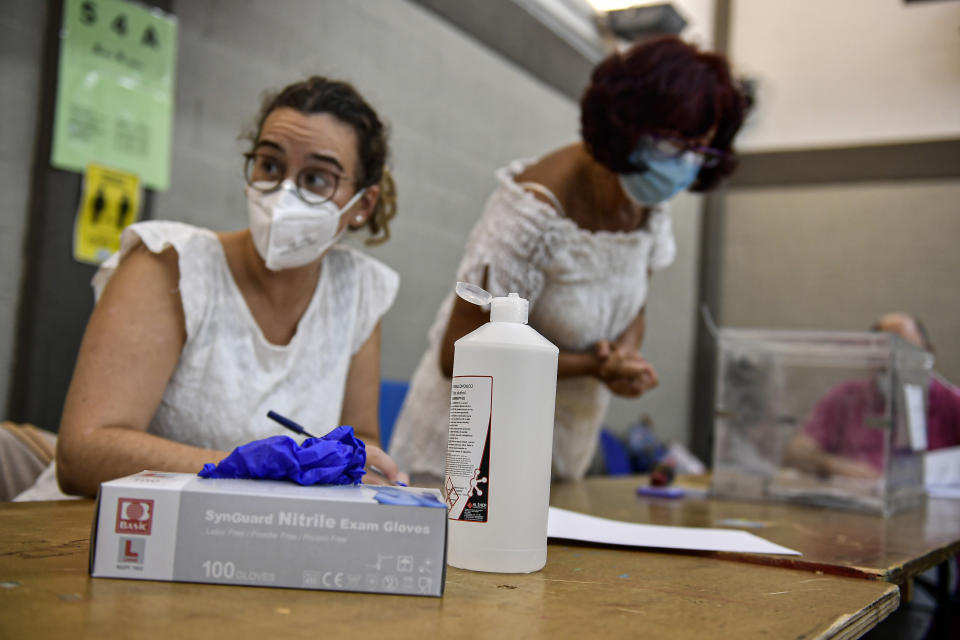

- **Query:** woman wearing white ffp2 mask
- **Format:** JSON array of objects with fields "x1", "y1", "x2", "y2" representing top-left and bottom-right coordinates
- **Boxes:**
[
  {"x1": 55, "y1": 76, "x2": 408, "y2": 501},
  {"x1": 246, "y1": 178, "x2": 367, "y2": 271}
]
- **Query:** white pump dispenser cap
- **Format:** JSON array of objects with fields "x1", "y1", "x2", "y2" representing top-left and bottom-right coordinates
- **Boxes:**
[{"x1": 490, "y1": 292, "x2": 528, "y2": 324}]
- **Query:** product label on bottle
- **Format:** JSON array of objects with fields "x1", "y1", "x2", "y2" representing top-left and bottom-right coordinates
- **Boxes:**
[{"x1": 445, "y1": 376, "x2": 492, "y2": 523}]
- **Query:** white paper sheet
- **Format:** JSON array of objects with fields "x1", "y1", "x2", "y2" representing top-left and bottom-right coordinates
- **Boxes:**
[
  {"x1": 927, "y1": 486, "x2": 960, "y2": 499},
  {"x1": 925, "y1": 446, "x2": 960, "y2": 499},
  {"x1": 547, "y1": 507, "x2": 801, "y2": 556},
  {"x1": 925, "y1": 446, "x2": 960, "y2": 486}
]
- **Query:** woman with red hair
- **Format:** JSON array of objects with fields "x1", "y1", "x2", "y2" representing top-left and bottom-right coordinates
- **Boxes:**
[{"x1": 391, "y1": 36, "x2": 748, "y2": 480}]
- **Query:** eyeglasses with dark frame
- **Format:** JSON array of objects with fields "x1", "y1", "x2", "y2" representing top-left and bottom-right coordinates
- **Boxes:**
[
  {"x1": 635, "y1": 134, "x2": 729, "y2": 169},
  {"x1": 243, "y1": 151, "x2": 353, "y2": 206}
]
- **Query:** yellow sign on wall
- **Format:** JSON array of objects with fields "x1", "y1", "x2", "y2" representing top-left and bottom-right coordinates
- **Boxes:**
[{"x1": 74, "y1": 163, "x2": 141, "y2": 265}]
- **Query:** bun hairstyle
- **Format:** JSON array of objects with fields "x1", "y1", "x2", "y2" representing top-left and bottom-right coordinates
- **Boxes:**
[
  {"x1": 366, "y1": 168, "x2": 397, "y2": 246},
  {"x1": 580, "y1": 36, "x2": 748, "y2": 192},
  {"x1": 247, "y1": 76, "x2": 396, "y2": 244}
]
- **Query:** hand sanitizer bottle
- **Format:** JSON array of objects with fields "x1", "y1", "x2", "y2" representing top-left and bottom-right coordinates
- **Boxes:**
[{"x1": 445, "y1": 282, "x2": 559, "y2": 573}]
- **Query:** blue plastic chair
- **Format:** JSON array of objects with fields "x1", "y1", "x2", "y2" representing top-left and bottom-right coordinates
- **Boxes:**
[
  {"x1": 378, "y1": 379, "x2": 410, "y2": 451},
  {"x1": 599, "y1": 428, "x2": 633, "y2": 475}
]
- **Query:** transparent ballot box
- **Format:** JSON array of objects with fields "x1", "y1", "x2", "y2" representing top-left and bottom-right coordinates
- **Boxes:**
[{"x1": 710, "y1": 329, "x2": 933, "y2": 516}]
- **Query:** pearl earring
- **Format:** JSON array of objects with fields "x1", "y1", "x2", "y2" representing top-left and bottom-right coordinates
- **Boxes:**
[{"x1": 355, "y1": 215, "x2": 364, "y2": 223}]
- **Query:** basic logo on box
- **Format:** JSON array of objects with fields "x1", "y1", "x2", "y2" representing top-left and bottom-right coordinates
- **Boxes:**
[{"x1": 115, "y1": 498, "x2": 154, "y2": 535}]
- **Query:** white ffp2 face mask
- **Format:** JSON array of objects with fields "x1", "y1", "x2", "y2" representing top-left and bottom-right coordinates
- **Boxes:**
[{"x1": 246, "y1": 181, "x2": 366, "y2": 271}]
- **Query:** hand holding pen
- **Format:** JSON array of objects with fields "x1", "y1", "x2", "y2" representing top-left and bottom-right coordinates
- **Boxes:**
[{"x1": 266, "y1": 411, "x2": 408, "y2": 486}]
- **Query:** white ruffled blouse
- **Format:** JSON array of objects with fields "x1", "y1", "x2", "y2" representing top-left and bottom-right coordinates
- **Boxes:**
[{"x1": 389, "y1": 159, "x2": 676, "y2": 479}]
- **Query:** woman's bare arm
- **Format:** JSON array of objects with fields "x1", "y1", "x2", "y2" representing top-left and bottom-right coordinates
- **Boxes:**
[
  {"x1": 340, "y1": 322, "x2": 383, "y2": 447},
  {"x1": 340, "y1": 322, "x2": 408, "y2": 485},
  {"x1": 57, "y1": 245, "x2": 226, "y2": 497}
]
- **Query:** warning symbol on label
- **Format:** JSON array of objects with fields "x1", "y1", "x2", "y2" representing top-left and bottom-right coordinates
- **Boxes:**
[
  {"x1": 73, "y1": 163, "x2": 142, "y2": 265},
  {"x1": 444, "y1": 477, "x2": 459, "y2": 508}
]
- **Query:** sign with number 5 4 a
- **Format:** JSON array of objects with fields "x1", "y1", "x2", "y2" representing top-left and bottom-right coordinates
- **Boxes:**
[{"x1": 51, "y1": 0, "x2": 177, "y2": 190}]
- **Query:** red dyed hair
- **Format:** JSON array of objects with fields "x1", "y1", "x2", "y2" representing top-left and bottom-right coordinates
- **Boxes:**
[{"x1": 580, "y1": 36, "x2": 747, "y2": 191}]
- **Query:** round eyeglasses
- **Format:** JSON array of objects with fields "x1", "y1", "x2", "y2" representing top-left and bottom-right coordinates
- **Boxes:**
[
  {"x1": 243, "y1": 151, "x2": 351, "y2": 205},
  {"x1": 635, "y1": 134, "x2": 728, "y2": 169}
]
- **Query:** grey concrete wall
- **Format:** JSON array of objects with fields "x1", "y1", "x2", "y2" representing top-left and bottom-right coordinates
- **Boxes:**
[
  {"x1": 0, "y1": 1, "x2": 47, "y2": 417},
  {"x1": 717, "y1": 180, "x2": 960, "y2": 384},
  {"x1": 730, "y1": 0, "x2": 960, "y2": 151}
]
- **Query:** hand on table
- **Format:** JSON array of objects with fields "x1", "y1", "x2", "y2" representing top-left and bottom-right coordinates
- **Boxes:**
[
  {"x1": 363, "y1": 444, "x2": 410, "y2": 486},
  {"x1": 823, "y1": 455, "x2": 881, "y2": 480}
]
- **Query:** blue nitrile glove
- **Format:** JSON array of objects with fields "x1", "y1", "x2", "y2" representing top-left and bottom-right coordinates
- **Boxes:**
[
  {"x1": 371, "y1": 486, "x2": 445, "y2": 508},
  {"x1": 198, "y1": 426, "x2": 367, "y2": 485}
]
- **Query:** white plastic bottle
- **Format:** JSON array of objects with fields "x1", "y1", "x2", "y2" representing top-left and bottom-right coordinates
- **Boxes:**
[{"x1": 445, "y1": 283, "x2": 559, "y2": 573}]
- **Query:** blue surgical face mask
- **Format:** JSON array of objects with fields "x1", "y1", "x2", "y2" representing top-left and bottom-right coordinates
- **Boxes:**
[{"x1": 619, "y1": 145, "x2": 701, "y2": 206}]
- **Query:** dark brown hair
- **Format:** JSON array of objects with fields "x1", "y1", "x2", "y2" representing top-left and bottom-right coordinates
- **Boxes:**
[
  {"x1": 248, "y1": 76, "x2": 396, "y2": 244},
  {"x1": 580, "y1": 36, "x2": 748, "y2": 191}
]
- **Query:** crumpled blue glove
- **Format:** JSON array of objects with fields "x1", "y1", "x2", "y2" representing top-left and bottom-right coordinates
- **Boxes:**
[{"x1": 198, "y1": 425, "x2": 366, "y2": 485}]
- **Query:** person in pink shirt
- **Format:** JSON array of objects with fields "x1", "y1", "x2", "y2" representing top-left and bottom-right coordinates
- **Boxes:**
[{"x1": 785, "y1": 312, "x2": 960, "y2": 478}]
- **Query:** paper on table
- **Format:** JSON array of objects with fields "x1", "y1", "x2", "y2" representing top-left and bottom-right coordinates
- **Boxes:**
[
  {"x1": 927, "y1": 486, "x2": 960, "y2": 499},
  {"x1": 925, "y1": 446, "x2": 960, "y2": 499},
  {"x1": 925, "y1": 445, "x2": 960, "y2": 486},
  {"x1": 547, "y1": 507, "x2": 801, "y2": 556}
]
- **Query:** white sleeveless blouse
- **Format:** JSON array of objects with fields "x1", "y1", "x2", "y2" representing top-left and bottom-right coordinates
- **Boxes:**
[{"x1": 93, "y1": 221, "x2": 398, "y2": 451}]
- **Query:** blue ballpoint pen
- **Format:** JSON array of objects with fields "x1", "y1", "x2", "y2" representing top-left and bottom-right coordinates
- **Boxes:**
[
  {"x1": 266, "y1": 410, "x2": 406, "y2": 486},
  {"x1": 266, "y1": 410, "x2": 315, "y2": 437}
]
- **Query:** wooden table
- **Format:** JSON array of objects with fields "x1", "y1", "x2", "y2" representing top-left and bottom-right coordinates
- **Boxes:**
[
  {"x1": 0, "y1": 499, "x2": 897, "y2": 639},
  {"x1": 550, "y1": 475, "x2": 960, "y2": 585}
]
